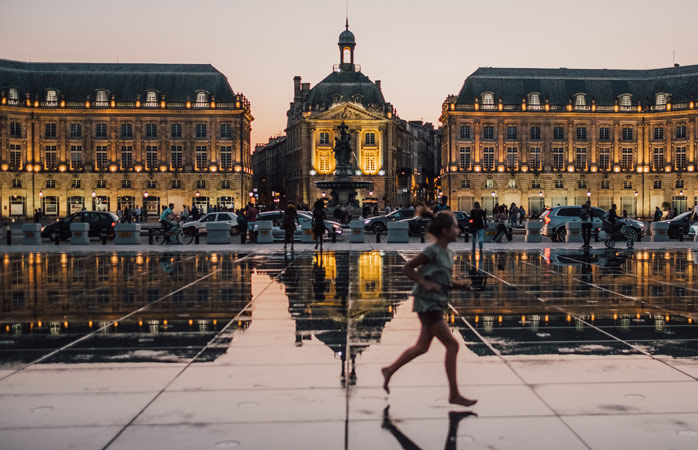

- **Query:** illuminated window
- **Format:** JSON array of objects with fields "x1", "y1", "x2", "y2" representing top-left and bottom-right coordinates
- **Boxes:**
[
  {"x1": 8, "y1": 88, "x2": 19, "y2": 102},
  {"x1": 96, "y1": 145, "x2": 108, "y2": 170},
  {"x1": 483, "y1": 147, "x2": 494, "y2": 171},
  {"x1": 485, "y1": 179, "x2": 494, "y2": 189},
  {"x1": 364, "y1": 154, "x2": 376, "y2": 173},
  {"x1": 621, "y1": 148, "x2": 634, "y2": 171},
  {"x1": 599, "y1": 148, "x2": 610, "y2": 171},
  {"x1": 9, "y1": 144, "x2": 21, "y2": 169},
  {"x1": 196, "y1": 91, "x2": 208, "y2": 106},
  {"x1": 144, "y1": 91, "x2": 158, "y2": 107},
  {"x1": 575, "y1": 94, "x2": 586, "y2": 106},
  {"x1": 171, "y1": 145, "x2": 183, "y2": 170},
  {"x1": 46, "y1": 89, "x2": 57, "y2": 103},
  {"x1": 529, "y1": 93, "x2": 540, "y2": 106},
  {"x1": 318, "y1": 152, "x2": 332, "y2": 173},
  {"x1": 529, "y1": 147, "x2": 541, "y2": 171},
  {"x1": 575, "y1": 148, "x2": 587, "y2": 171},
  {"x1": 221, "y1": 146, "x2": 232, "y2": 170},
  {"x1": 653, "y1": 147, "x2": 665, "y2": 171},
  {"x1": 459, "y1": 147, "x2": 471, "y2": 170},
  {"x1": 121, "y1": 145, "x2": 133, "y2": 169},
  {"x1": 506, "y1": 147, "x2": 518, "y2": 170},
  {"x1": 195, "y1": 145, "x2": 208, "y2": 170},
  {"x1": 44, "y1": 145, "x2": 57, "y2": 170},
  {"x1": 508, "y1": 179, "x2": 517, "y2": 188},
  {"x1": 655, "y1": 93, "x2": 666, "y2": 106},
  {"x1": 620, "y1": 95, "x2": 632, "y2": 107},
  {"x1": 553, "y1": 147, "x2": 565, "y2": 170},
  {"x1": 70, "y1": 145, "x2": 83, "y2": 170},
  {"x1": 676, "y1": 147, "x2": 687, "y2": 171},
  {"x1": 96, "y1": 90, "x2": 108, "y2": 104},
  {"x1": 482, "y1": 92, "x2": 494, "y2": 106},
  {"x1": 146, "y1": 146, "x2": 158, "y2": 170}
]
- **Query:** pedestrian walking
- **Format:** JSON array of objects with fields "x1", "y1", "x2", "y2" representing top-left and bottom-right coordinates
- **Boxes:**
[
  {"x1": 311, "y1": 199, "x2": 326, "y2": 251},
  {"x1": 381, "y1": 207, "x2": 477, "y2": 408},
  {"x1": 469, "y1": 202, "x2": 487, "y2": 252},
  {"x1": 245, "y1": 202, "x2": 259, "y2": 243},
  {"x1": 283, "y1": 201, "x2": 299, "y2": 253},
  {"x1": 580, "y1": 200, "x2": 592, "y2": 248},
  {"x1": 493, "y1": 206, "x2": 511, "y2": 242}
]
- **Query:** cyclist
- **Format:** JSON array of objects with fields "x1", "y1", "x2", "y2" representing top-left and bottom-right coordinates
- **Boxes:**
[{"x1": 159, "y1": 203, "x2": 177, "y2": 240}]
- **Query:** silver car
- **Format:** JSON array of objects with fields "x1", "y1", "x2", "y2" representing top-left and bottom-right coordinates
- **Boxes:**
[
  {"x1": 540, "y1": 206, "x2": 644, "y2": 242},
  {"x1": 182, "y1": 212, "x2": 239, "y2": 234}
]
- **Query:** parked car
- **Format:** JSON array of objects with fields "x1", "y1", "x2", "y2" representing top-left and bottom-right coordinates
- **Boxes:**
[
  {"x1": 253, "y1": 210, "x2": 342, "y2": 241},
  {"x1": 363, "y1": 208, "x2": 416, "y2": 233},
  {"x1": 182, "y1": 211, "x2": 238, "y2": 234},
  {"x1": 661, "y1": 211, "x2": 694, "y2": 239},
  {"x1": 399, "y1": 211, "x2": 471, "y2": 236},
  {"x1": 540, "y1": 206, "x2": 645, "y2": 242},
  {"x1": 41, "y1": 211, "x2": 119, "y2": 240}
]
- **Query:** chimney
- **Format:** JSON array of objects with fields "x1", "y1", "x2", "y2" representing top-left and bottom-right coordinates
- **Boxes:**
[
  {"x1": 293, "y1": 76, "x2": 302, "y2": 101},
  {"x1": 301, "y1": 83, "x2": 310, "y2": 101},
  {"x1": 376, "y1": 80, "x2": 381, "y2": 91},
  {"x1": 675, "y1": 63, "x2": 680, "y2": 68}
]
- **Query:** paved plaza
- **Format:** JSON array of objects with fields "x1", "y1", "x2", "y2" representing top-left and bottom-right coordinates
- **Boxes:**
[{"x1": 1, "y1": 241, "x2": 698, "y2": 449}]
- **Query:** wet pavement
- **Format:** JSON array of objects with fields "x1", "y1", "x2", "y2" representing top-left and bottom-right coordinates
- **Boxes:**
[{"x1": 1, "y1": 249, "x2": 698, "y2": 449}]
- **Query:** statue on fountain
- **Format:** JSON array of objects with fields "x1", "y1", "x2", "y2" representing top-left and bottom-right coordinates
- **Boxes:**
[{"x1": 333, "y1": 121, "x2": 353, "y2": 177}]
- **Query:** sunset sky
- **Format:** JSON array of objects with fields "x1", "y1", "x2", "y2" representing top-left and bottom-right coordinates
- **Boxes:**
[{"x1": 3, "y1": 0, "x2": 698, "y2": 147}]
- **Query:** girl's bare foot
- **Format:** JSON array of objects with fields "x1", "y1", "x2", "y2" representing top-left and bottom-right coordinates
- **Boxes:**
[
  {"x1": 449, "y1": 394, "x2": 477, "y2": 407},
  {"x1": 381, "y1": 367, "x2": 391, "y2": 394}
]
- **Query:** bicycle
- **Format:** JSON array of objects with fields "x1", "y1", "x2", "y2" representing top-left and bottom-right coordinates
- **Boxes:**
[{"x1": 153, "y1": 221, "x2": 194, "y2": 245}]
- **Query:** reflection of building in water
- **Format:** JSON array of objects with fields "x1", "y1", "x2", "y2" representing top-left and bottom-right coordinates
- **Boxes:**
[
  {"x1": 0, "y1": 252, "x2": 253, "y2": 364},
  {"x1": 452, "y1": 251, "x2": 698, "y2": 357},
  {"x1": 281, "y1": 251, "x2": 406, "y2": 384}
]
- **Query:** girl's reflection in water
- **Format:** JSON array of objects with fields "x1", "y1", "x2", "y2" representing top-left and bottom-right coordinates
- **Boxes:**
[{"x1": 382, "y1": 406, "x2": 476, "y2": 450}]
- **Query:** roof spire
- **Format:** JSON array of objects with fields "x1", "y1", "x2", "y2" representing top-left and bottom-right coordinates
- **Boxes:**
[{"x1": 346, "y1": 0, "x2": 349, "y2": 30}]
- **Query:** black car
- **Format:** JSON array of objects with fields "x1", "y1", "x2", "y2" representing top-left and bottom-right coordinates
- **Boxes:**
[
  {"x1": 363, "y1": 208, "x2": 416, "y2": 233},
  {"x1": 399, "y1": 211, "x2": 471, "y2": 236},
  {"x1": 41, "y1": 211, "x2": 119, "y2": 240}
]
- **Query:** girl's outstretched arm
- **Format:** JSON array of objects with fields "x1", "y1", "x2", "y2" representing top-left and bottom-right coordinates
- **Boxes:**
[{"x1": 403, "y1": 253, "x2": 441, "y2": 292}]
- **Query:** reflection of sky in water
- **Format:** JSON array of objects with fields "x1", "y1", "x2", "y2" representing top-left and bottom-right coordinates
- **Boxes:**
[{"x1": 2, "y1": 249, "x2": 698, "y2": 370}]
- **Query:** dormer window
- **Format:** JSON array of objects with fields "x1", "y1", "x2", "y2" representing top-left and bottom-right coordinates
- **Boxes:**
[
  {"x1": 95, "y1": 90, "x2": 109, "y2": 107},
  {"x1": 529, "y1": 93, "x2": 540, "y2": 106},
  {"x1": 46, "y1": 90, "x2": 58, "y2": 103},
  {"x1": 574, "y1": 94, "x2": 586, "y2": 106},
  {"x1": 620, "y1": 94, "x2": 632, "y2": 107},
  {"x1": 655, "y1": 93, "x2": 667, "y2": 106},
  {"x1": 145, "y1": 91, "x2": 158, "y2": 107},
  {"x1": 482, "y1": 92, "x2": 494, "y2": 105},
  {"x1": 195, "y1": 91, "x2": 208, "y2": 107},
  {"x1": 8, "y1": 88, "x2": 19, "y2": 101}
]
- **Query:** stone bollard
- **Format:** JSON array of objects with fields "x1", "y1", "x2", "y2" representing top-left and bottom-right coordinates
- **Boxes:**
[
  {"x1": 6, "y1": 226, "x2": 11, "y2": 245},
  {"x1": 300, "y1": 221, "x2": 314, "y2": 243},
  {"x1": 565, "y1": 221, "x2": 583, "y2": 243},
  {"x1": 21, "y1": 223, "x2": 42, "y2": 245},
  {"x1": 113, "y1": 223, "x2": 141, "y2": 245},
  {"x1": 70, "y1": 223, "x2": 90, "y2": 245},
  {"x1": 387, "y1": 221, "x2": 409, "y2": 243},
  {"x1": 525, "y1": 221, "x2": 543, "y2": 243},
  {"x1": 206, "y1": 222, "x2": 231, "y2": 244},
  {"x1": 349, "y1": 220, "x2": 365, "y2": 243},
  {"x1": 256, "y1": 220, "x2": 274, "y2": 243},
  {"x1": 650, "y1": 221, "x2": 669, "y2": 242},
  {"x1": 483, "y1": 222, "x2": 498, "y2": 243}
]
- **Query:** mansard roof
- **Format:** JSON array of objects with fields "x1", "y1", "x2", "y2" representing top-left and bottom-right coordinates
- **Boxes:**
[
  {"x1": 456, "y1": 65, "x2": 698, "y2": 105},
  {"x1": 0, "y1": 59, "x2": 236, "y2": 102},
  {"x1": 305, "y1": 70, "x2": 385, "y2": 109}
]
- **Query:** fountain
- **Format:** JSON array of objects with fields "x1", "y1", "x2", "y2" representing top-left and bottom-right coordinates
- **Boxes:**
[{"x1": 315, "y1": 121, "x2": 373, "y2": 214}]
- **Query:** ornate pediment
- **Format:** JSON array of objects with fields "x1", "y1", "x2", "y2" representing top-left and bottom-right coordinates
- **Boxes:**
[{"x1": 311, "y1": 103, "x2": 385, "y2": 122}]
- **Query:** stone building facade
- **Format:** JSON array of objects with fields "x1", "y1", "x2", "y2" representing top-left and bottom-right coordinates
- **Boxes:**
[
  {"x1": 0, "y1": 59, "x2": 252, "y2": 219},
  {"x1": 279, "y1": 25, "x2": 439, "y2": 209},
  {"x1": 252, "y1": 136, "x2": 287, "y2": 207},
  {"x1": 439, "y1": 65, "x2": 698, "y2": 218}
]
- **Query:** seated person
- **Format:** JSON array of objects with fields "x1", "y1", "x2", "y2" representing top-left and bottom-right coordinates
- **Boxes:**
[{"x1": 159, "y1": 203, "x2": 177, "y2": 233}]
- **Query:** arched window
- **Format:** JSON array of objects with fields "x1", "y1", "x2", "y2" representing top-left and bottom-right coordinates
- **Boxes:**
[
  {"x1": 196, "y1": 91, "x2": 208, "y2": 106},
  {"x1": 145, "y1": 91, "x2": 158, "y2": 107},
  {"x1": 95, "y1": 90, "x2": 109, "y2": 107},
  {"x1": 655, "y1": 93, "x2": 667, "y2": 106},
  {"x1": 575, "y1": 94, "x2": 586, "y2": 106},
  {"x1": 529, "y1": 93, "x2": 540, "y2": 106},
  {"x1": 46, "y1": 90, "x2": 57, "y2": 102},
  {"x1": 620, "y1": 94, "x2": 632, "y2": 107}
]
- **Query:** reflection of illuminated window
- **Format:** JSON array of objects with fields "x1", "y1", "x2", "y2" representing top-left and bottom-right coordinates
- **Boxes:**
[{"x1": 358, "y1": 251, "x2": 383, "y2": 298}]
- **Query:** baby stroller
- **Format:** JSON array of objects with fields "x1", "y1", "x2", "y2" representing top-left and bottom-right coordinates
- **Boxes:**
[{"x1": 601, "y1": 218, "x2": 637, "y2": 249}]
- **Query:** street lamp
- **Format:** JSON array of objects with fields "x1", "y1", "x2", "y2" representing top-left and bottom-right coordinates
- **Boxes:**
[
  {"x1": 586, "y1": 190, "x2": 591, "y2": 198},
  {"x1": 539, "y1": 190, "x2": 543, "y2": 197}
]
